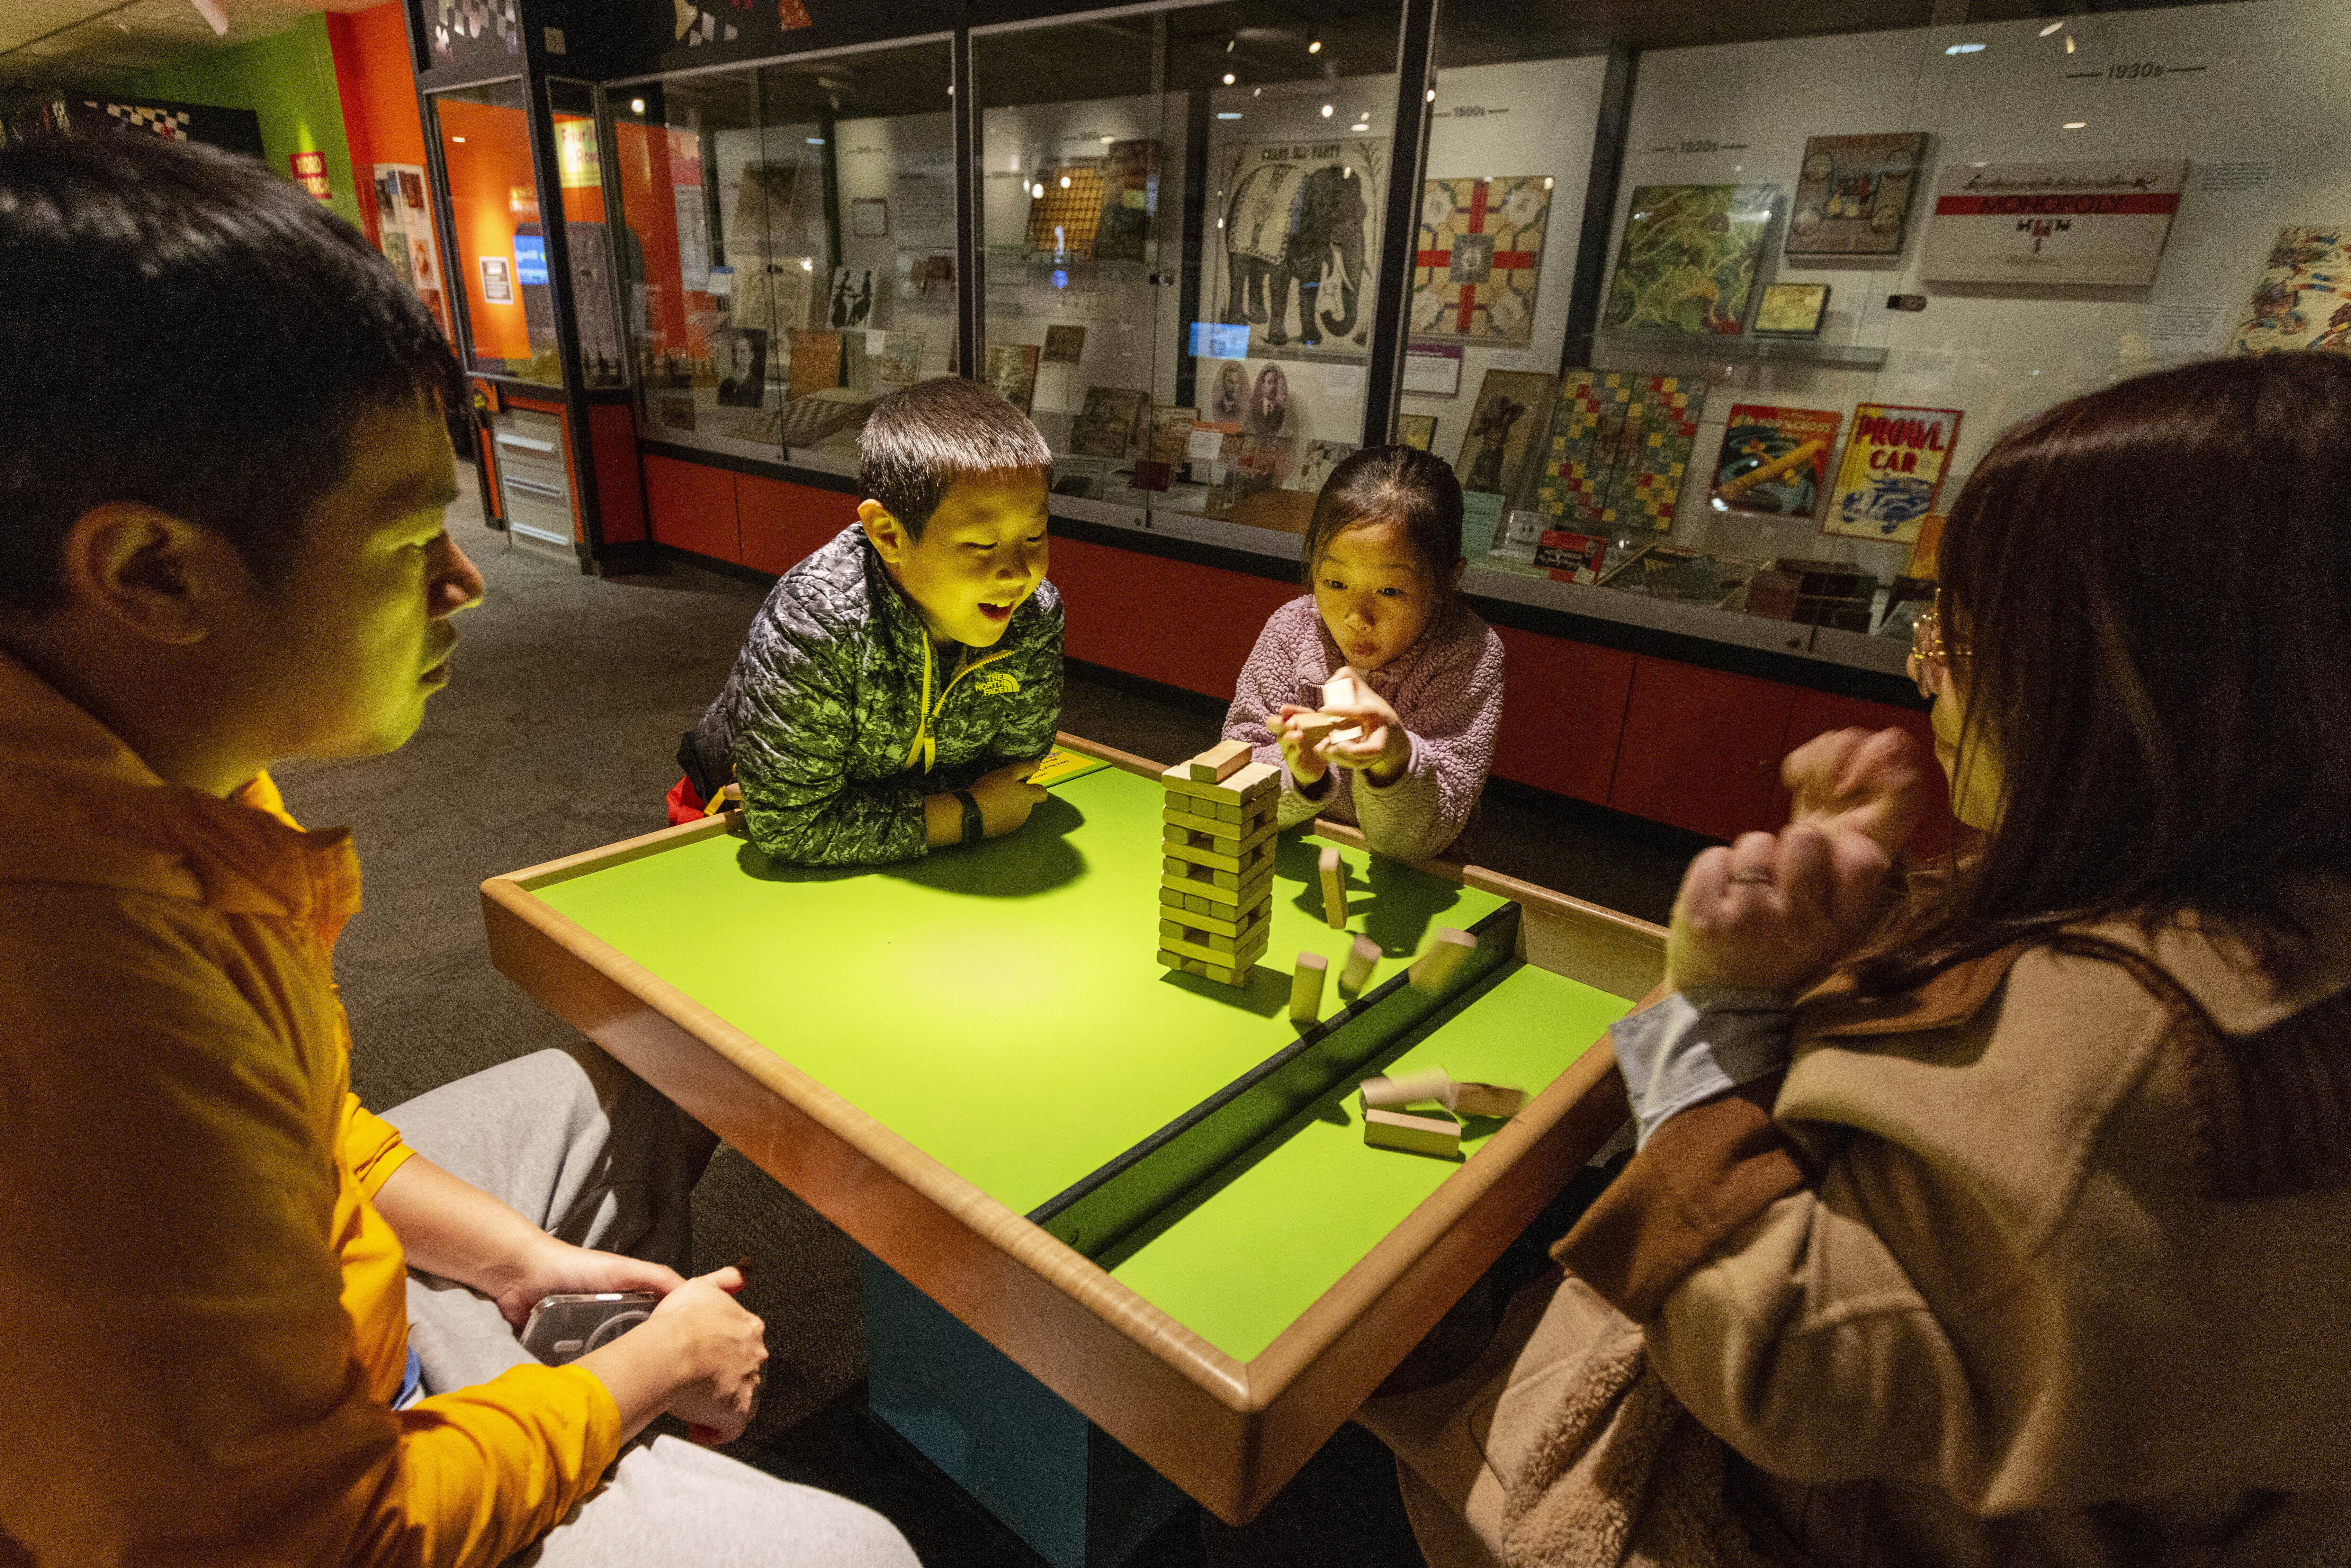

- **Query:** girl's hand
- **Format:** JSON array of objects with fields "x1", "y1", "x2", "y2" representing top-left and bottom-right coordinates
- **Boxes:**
[
  {"x1": 1665, "y1": 823, "x2": 1890, "y2": 995},
  {"x1": 1783, "y1": 726, "x2": 1925, "y2": 856},
  {"x1": 1316, "y1": 671, "x2": 1410, "y2": 787},
  {"x1": 1273, "y1": 704, "x2": 1330, "y2": 785}
]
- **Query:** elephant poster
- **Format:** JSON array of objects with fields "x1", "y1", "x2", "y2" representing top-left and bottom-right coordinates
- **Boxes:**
[{"x1": 1213, "y1": 138, "x2": 1386, "y2": 356}]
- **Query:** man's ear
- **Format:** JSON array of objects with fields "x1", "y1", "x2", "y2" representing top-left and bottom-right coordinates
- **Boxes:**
[
  {"x1": 58, "y1": 503, "x2": 242, "y2": 648},
  {"x1": 859, "y1": 499, "x2": 908, "y2": 567}
]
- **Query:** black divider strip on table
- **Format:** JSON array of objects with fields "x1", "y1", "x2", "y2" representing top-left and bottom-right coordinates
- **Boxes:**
[{"x1": 1025, "y1": 904, "x2": 1520, "y2": 1263}]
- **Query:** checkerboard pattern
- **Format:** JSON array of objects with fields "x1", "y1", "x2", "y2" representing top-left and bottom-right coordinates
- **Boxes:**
[
  {"x1": 1155, "y1": 759, "x2": 1281, "y2": 988},
  {"x1": 93, "y1": 103, "x2": 191, "y2": 139},
  {"x1": 1024, "y1": 162, "x2": 1107, "y2": 259},
  {"x1": 1534, "y1": 369, "x2": 1709, "y2": 532}
]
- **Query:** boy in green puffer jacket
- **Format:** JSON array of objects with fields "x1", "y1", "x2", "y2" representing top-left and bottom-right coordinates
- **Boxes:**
[{"x1": 675, "y1": 377, "x2": 1064, "y2": 865}]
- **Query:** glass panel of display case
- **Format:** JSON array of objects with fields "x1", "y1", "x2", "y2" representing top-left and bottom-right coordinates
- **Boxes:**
[
  {"x1": 974, "y1": 2, "x2": 1404, "y2": 542},
  {"x1": 604, "y1": 41, "x2": 955, "y2": 472},
  {"x1": 550, "y1": 80, "x2": 626, "y2": 388},
  {"x1": 431, "y1": 80, "x2": 561, "y2": 386},
  {"x1": 1431, "y1": 0, "x2": 2323, "y2": 668}
]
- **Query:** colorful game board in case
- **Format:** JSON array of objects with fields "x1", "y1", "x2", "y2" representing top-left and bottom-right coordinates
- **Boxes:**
[
  {"x1": 1785, "y1": 133, "x2": 1925, "y2": 258},
  {"x1": 1409, "y1": 175, "x2": 1553, "y2": 344},
  {"x1": 1824, "y1": 404, "x2": 1961, "y2": 543},
  {"x1": 1710, "y1": 405, "x2": 1841, "y2": 518},
  {"x1": 1603, "y1": 185, "x2": 1777, "y2": 335},
  {"x1": 2230, "y1": 226, "x2": 2351, "y2": 355},
  {"x1": 984, "y1": 343, "x2": 1040, "y2": 417},
  {"x1": 1534, "y1": 369, "x2": 1709, "y2": 532}
]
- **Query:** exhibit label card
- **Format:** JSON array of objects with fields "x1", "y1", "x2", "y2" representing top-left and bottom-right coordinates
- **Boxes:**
[
  {"x1": 1922, "y1": 160, "x2": 2188, "y2": 285},
  {"x1": 1824, "y1": 403, "x2": 1962, "y2": 544}
]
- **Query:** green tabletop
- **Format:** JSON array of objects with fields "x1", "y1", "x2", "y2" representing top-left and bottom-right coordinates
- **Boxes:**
[
  {"x1": 1104, "y1": 961, "x2": 1627, "y2": 1361},
  {"x1": 534, "y1": 764, "x2": 1509, "y2": 1217}
]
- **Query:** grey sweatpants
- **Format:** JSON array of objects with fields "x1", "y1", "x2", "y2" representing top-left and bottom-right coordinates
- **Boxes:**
[{"x1": 383, "y1": 1044, "x2": 918, "y2": 1567}]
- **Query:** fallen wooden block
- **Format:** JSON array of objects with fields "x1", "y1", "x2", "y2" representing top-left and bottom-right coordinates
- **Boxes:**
[
  {"x1": 1289, "y1": 952, "x2": 1327, "y2": 1025},
  {"x1": 1363, "y1": 1105, "x2": 1461, "y2": 1159},
  {"x1": 1408, "y1": 928, "x2": 1476, "y2": 996},
  {"x1": 1319, "y1": 846, "x2": 1347, "y2": 929},
  {"x1": 1339, "y1": 933, "x2": 1379, "y2": 993},
  {"x1": 1359, "y1": 1067, "x2": 1452, "y2": 1111},
  {"x1": 1189, "y1": 739, "x2": 1252, "y2": 783},
  {"x1": 1447, "y1": 1080, "x2": 1527, "y2": 1119}
]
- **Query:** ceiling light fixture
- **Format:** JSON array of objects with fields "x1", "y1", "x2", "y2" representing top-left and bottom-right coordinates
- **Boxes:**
[
  {"x1": 1216, "y1": 112, "x2": 1242, "y2": 119},
  {"x1": 2039, "y1": 19, "x2": 2065, "y2": 34},
  {"x1": 1307, "y1": 27, "x2": 1321, "y2": 54},
  {"x1": 2065, "y1": 34, "x2": 2075, "y2": 52},
  {"x1": 1320, "y1": 103, "x2": 1333, "y2": 117},
  {"x1": 1031, "y1": 183, "x2": 1045, "y2": 198},
  {"x1": 1426, "y1": 88, "x2": 1435, "y2": 102},
  {"x1": 190, "y1": 0, "x2": 229, "y2": 35},
  {"x1": 630, "y1": 97, "x2": 645, "y2": 113},
  {"x1": 1223, "y1": 71, "x2": 1234, "y2": 84},
  {"x1": 1945, "y1": 41, "x2": 1985, "y2": 53},
  {"x1": 1059, "y1": 175, "x2": 1071, "y2": 187},
  {"x1": 2063, "y1": 120, "x2": 2087, "y2": 128}
]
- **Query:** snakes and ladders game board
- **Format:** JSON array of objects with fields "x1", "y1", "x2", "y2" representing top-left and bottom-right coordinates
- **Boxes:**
[
  {"x1": 1533, "y1": 370, "x2": 1709, "y2": 532},
  {"x1": 1409, "y1": 176, "x2": 1553, "y2": 344}
]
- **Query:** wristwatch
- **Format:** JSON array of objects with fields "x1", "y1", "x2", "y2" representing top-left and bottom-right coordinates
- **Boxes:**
[{"x1": 955, "y1": 789, "x2": 983, "y2": 846}]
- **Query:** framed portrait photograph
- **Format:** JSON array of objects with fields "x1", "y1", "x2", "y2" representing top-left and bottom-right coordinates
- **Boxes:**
[{"x1": 714, "y1": 328, "x2": 768, "y2": 409}]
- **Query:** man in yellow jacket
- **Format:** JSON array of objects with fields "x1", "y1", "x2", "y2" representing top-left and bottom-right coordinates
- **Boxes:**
[{"x1": 0, "y1": 136, "x2": 914, "y2": 1565}]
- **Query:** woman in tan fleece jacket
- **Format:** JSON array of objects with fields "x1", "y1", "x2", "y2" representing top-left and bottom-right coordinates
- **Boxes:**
[{"x1": 1363, "y1": 352, "x2": 2351, "y2": 1568}]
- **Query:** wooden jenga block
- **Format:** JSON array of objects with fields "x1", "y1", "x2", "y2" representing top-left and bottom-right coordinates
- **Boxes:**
[
  {"x1": 1163, "y1": 900, "x2": 1267, "y2": 941},
  {"x1": 1408, "y1": 928, "x2": 1476, "y2": 996},
  {"x1": 1359, "y1": 1067, "x2": 1452, "y2": 1111},
  {"x1": 1161, "y1": 760, "x2": 1279, "y2": 808},
  {"x1": 1319, "y1": 846, "x2": 1347, "y2": 929},
  {"x1": 1161, "y1": 835, "x2": 1274, "y2": 878},
  {"x1": 1156, "y1": 945, "x2": 1255, "y2": 986},
  {"x1": 1162, "y1": 802, "x2": 1276, "y2": 845},
  {"x1": 1363, "y1": 1106, "x2": 1460, "y2": 1159},
  {"x1": 1339, "y1": 934, "x2": 1379, "y2": 993},
  {"x1": 1289, "y1": 952, "x2": 1327, "y2": 1024},
  {"x1": 1189, "y1": 740, "x2": 1251, "y2": 783},
  {"x1": 1448, "y1": 1081, "x2": 1526, "y2": 1119},
  {"x1": 1159, "y1": 906, "x2": 1269, "y2": 954},
  {"x1": 1162, "y1": 858, "x2": 1276, "y2": 899}
]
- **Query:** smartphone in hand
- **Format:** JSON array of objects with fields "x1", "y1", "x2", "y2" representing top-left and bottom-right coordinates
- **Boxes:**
[{"x1": 519, "y1": 1292, "x2": 660, "y2": 1363}]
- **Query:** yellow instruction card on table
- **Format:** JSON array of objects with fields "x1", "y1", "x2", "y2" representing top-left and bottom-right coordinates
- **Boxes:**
[{"x1": 1032, "y1": 746, "x2": 1113, "y2": 789}]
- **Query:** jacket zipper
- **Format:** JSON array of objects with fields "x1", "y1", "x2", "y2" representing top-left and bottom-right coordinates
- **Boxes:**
[{"x1": 903, "y1": 636, "x2": 1018, "y2": 775}]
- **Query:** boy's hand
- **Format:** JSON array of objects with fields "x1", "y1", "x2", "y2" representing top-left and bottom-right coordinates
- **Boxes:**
[
  {"x1": 971, "y1": 759, "x2": 1047, "y2": 837},
  {"x1": 1665, "y1": 823, "x2": 1890, "y2": 994},
  {"x1": 491, "y1": 1233, "x2": 684, "y2": 1329},
  {"x1": 654, "y1": 1267, "x2": 767, "y2": 1445}
]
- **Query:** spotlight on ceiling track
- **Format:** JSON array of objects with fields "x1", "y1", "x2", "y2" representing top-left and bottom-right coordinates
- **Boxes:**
[{"x1": 1307, "y1": 27, "x2": 1321, "y2": 54}]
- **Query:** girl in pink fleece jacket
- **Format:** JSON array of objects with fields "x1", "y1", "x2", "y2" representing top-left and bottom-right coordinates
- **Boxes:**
[{"x1": 1223, "y1": 445, "x2": 1506, "y2": 862}]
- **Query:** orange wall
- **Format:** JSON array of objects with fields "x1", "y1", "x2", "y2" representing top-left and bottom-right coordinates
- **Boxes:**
[
  {"x1": 436, "y1": 96, "x2": 539, "y2": 366},
  {"x1": 328, "y1": 5, "x2": 427, "y2": 167}
]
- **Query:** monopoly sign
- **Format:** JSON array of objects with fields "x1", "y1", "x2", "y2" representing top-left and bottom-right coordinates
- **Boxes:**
[{"x1": 1923, "y1": 159, "x2": 2188, "y2": 285}]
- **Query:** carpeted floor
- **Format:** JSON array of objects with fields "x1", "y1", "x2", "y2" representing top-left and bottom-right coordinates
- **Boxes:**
[{"x1": 274, "y1": 467, "x2": 1698, "y2": 1564}]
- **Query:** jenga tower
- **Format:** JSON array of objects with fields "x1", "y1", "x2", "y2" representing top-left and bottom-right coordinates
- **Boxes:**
[{"x1": 1156, "y1": 743, "x2": 1281, "y2": 987}]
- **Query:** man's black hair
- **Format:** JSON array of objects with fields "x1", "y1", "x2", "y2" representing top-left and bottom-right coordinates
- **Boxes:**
[
  {"x1": 0, "y1": 133, "x2": 466, "y2": 612},
  {"x1": 857, "y1": 376, "x2": 1052, "y2": 541}
]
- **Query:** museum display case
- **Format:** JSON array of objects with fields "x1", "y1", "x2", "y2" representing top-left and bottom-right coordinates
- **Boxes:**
[
  {"x1": 431, "y1": 79, "x2": 565, "y2": 386},
  {"x1": 968, "y1": 2, "x2": 1402, "y2": 536},
  {"x1": 1419, "y1": 0, "x2": 2349, "y2": 672},
  {"x1": 603, "y1": 40, "x2": 956, "y2": 472}
]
